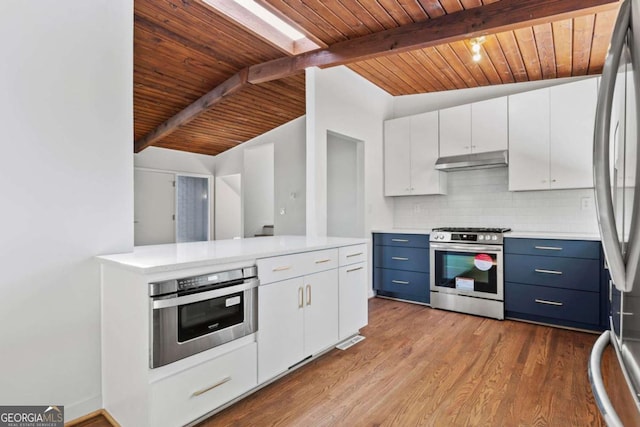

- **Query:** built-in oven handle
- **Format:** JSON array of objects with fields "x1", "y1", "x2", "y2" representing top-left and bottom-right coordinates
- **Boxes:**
[
  {"x1": 151, "y1": 278, "x2": 259, "y2": 309},
  {"x1": 430, "y1": 243, "x2": 502, "y2": 253}
]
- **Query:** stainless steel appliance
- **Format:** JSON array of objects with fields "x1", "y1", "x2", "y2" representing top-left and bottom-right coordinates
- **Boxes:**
[
  {"x1": 590, "y1": 0, "x2": 640, "y2": 424},
  {"x1": 430, "y1": 227, "x2": 509, "y2": 320},
  {"x1": 149, "y1": 266, "x2": 258, "y2": 368}
]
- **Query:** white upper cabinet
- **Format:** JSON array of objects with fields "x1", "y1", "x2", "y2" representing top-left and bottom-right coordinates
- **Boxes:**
[
  {"x1": 472, "y1": 97, "x2": 508, "y2": 153},
  {"x1": 509, "y1": 78, "x2": 598, "y2": 191},
  {"x1": 384, "y1": 116, "x2": 412, "y2": 196},
  {"x1": 508, "y1": 88, "x2": 550, "y2": 191},
  {"x1": 439, "y1": 105, "x2": 471, "y2": 157},
  {"x1": 549, "y1": 78, "x2": 597, "y2": 189},
  {"x1": 384, "y1": 111, "x2": 446, "y2": 196},
  {"x1": 439, "y1": 98, "x2": 508, "y2": 157}
]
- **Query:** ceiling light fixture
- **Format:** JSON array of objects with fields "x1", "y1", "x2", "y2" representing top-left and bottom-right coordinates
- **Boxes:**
[{"x1": 470, "y1": 36, "x2": 486, "y2": 62}]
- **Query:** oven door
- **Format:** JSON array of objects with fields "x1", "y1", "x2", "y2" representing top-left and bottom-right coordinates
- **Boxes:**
[
  {"x1": 150, "y1": 279, "x2": 258, "y2": 368},
  {"x1": 430, "y1": 243, "x2": 503, "y2": 301}
]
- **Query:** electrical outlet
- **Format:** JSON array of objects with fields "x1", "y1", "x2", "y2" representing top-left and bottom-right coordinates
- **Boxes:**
[
  {"x1": 413, "y1": 204, "x2": 420, "y2": 214},
  {"x1": 581, "y1": 197, "x2": 593, "y2": 211}
]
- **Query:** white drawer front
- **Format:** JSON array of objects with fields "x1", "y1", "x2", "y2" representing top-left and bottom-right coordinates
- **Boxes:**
[
  {"x1": 150, "y1": 343, "x2": 257, "y2": 427},
  {"x1": 257, "y1": 249, "x2": 338, "y2": 285},
  {"x1": 339, "y1": 244, "x2": 367, "y2": 266},
  {"x1": 300, "y1": 248, "x2": 338, "y2": 275}
]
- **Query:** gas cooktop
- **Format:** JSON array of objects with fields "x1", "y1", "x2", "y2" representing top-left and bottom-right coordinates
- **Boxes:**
[{"x1": 432, "y1": 227, "x2": 511, "y2": 233}]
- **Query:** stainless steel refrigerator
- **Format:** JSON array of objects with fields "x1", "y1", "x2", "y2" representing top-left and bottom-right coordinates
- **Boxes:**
[{"x1": 590, "y1": 0, "x2": 640, "y2": 425}]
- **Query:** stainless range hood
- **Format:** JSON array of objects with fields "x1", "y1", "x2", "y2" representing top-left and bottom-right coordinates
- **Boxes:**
[{"x1": 434, "y1": 150, "x2": 508, "y2": 171}]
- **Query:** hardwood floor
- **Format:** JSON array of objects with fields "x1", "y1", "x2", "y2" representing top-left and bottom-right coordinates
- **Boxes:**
[
  {"x1": 201, "y1": 298, "x2": 609, "y2": 426},
  {"x1": 75, "y1": 297, "x2": 640, "y2": 426}
]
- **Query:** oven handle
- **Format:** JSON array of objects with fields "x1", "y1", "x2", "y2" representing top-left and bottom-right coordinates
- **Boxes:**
[
  {"x1": 151, "y1": 278, "x2": 259, "y2": 309},
  {"x1": 430, "y1": 243, "x2": 502, "y2": 253}
]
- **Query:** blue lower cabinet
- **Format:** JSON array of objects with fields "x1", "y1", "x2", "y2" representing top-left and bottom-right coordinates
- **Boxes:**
[
  {"x1": 505, "y1": 282, "x2": 600, "y2": 327},
  {"x1": 373, "y1": 233, "x2": 430, "y2": 304},
  {"x1": 374, "y1": 246, "x2": 429, "y2": 273},
  {"x1": 505, "y1": 254, "x2": 600, "y2": 292},
  {"x1": 375, "y1": 268, "x2": 429, "y2": 297},
  {"x1": 504, "y1": 238, "x2": 607, "y2": 331}
]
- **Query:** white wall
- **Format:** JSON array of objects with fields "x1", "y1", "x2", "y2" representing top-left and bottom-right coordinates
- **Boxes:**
[
  {"x1": 392, "y1": 75, "x2": 594, "y2": 118},
  {"x1": 243, "y1": 144, "x2": 275, "y2": 237},
  {"x1": 215, "y1": 116, "x2": 307, "y2": 236},
  {"x1": 394, "y1": 168, "x2": 599, "y2": 233},
  {"x1": 134, "y1": 146, "x2": 216, "y2": 175},
  {"x1": 327, "y1": 132, "x2": 364, "y2": 237},
  {"x1": 305, "y1": 66, "x2": 395, "y2": 237},
  {"x1": 0, "y1": 0, "x2": 133, "y2": 421},
  {"x1": 215, "y1": 174, "x2": 242, "y2": 239}
]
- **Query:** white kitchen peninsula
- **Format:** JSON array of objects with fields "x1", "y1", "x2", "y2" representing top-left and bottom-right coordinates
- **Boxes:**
[{"x1": 98, "y1": 236, "x2": 369, "y2": 427}]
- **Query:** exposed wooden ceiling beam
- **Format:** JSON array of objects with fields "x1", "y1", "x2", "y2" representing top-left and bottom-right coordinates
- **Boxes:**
[
  {"x1": 135, "y1": 0, "x2": 619, "y2": 152},
  {"x1": 248, "y1": 0, "x2": 619, "y2": 83},
  {"x1": 135, "y1": 69, "x2": 249, "y2": 153}
]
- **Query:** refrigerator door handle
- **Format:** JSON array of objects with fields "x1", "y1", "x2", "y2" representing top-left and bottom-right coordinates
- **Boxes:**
[
  {"x1": 593, "y1": 0, "x2": 631, "y2": 292},
  {"x1": 589, "y1": 330, "x2": 624, "y2": 427}
]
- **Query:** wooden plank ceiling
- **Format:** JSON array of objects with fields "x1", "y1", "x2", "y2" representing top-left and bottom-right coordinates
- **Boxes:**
[{"x1": 134, "y1": 0, "x2": 619, "y2": 155}]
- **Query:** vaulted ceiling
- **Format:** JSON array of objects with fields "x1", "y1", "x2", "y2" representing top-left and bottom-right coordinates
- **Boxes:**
[{"x1": 134, "y1": 0, "x2": 620, "y2": 156}]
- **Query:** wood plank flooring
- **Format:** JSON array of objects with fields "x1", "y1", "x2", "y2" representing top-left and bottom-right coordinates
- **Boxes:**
[
  {"x1": 73, "y1": 297, "x2": 640, "y2": 426},
  {"x1": 201, "y1": 298, "x2": 612, "y2": 427}
]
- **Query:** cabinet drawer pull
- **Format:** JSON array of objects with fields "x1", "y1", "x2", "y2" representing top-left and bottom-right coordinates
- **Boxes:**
[
  {"x1": 192, "y1": 376, "x2": 231, "y2": 397},
  {"x1": 273, "y1": 265, "x2": 292, "y2": 272},
  {"x1": 347, "y1": 266, "x2": 363, "y2": 273},
  {"x1": 391, "y1": 239, "x2": 409, "y2": 242},
  {"x1": 346, "y1": 252, "x2": 363, "y2": 258},
  {"x1": 391, "y1": 257, "x2": 409, "y2": 261},
  {"x1": 534, "y1": 299, "x2": 563, "y2": 307},
  {"x1": 315, "y1": 259, "x2": 331, "y2": 264},
  {"x1": 534, "y1": 246, "x2": 563, "y2": 251},
  {"x1": 392, "y1": 280, "x2": 410, "y2": 285},
  {"x1": 306, "y1": 284, "x2": 312, "y2": 306},
  {"x1": 616, "y1": 311, "x2": 635, "y2": 316},
  {"x1": 534, "y1": 268, "x2": 563, "y2": 275},
  {"x1": 298, "y1": 287, "x2": 304, "y2": 308}
]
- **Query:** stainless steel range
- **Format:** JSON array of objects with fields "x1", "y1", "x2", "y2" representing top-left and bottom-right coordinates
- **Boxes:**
[{"x1": 429, "y1": 227, "x2": 510, "y2": 320}]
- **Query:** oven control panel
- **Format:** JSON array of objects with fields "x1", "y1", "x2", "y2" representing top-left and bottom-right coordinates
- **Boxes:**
[{"x1": 431, "y1": 231, "x2": 503, "y2": 244}]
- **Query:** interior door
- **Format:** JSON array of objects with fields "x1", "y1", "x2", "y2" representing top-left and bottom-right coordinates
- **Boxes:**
[{"x1": 134, "y1": 169, "x2": 175, "y2": 246}]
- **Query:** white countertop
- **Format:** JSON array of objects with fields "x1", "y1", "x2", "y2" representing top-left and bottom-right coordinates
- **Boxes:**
[
  {"x1": 97, "y1": 235, "x2": 368, "y2": 274},
  {"x1": 372, "y1": 228, "x2": 601, "y2": 241}
]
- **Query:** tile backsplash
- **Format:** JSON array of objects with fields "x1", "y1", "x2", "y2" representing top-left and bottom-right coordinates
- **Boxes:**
[{"x1": 393, "y1": 167, "x2": 600, "y2": 233}]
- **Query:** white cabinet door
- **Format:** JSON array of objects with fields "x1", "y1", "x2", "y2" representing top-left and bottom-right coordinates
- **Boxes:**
[
  {"x1": 257, "y1": 277, "x2": 304, "y2": 383},
  {"x1": 411, "y1": 111, "x2": 446, "y2": 195},
  {"x1": 472, "y1": 97, "x2": 508, "y2": 153},
  {"x1": 384, "y1": 117, "x2": 411, "y2": 196},
  {"x1": 549, "y1": 78, "x2": 597, "y2": 189},
  {"x1": 338, "y1": 262, "x2": 368, "y2": 340},
  {"x1": 303, "y1": 269, "x2": 339, "y2": 357},
  {"x1": 439, "y1": 104, "x2": 472, "y2": 157},
  {"x1": 508, "y1": 88, "x2": 551, "y2": 191}
]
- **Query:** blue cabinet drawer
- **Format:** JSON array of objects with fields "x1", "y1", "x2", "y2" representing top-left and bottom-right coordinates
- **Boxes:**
[
  {"x1": 374, "y1": 246, "x2": 429, "y2": 273},
  {"x1": 505, "y1": 282, "x2": 599, "y2": 325},
  {"x1": 374, "y1": 233, "x2": 429, "y2": 248},
  {"x1": 505, "y1": 254, "x2": 599, "y2": 292},
  {"x1": 374, "y1": 268, "x2": 429, "y2": 297},
  {"x1": 504, "y1": 238, "x2": 600, "y2": 259}
]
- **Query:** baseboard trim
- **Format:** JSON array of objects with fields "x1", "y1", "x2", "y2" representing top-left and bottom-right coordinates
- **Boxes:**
[{"x1": 65, "y1": 409, "x2": 120, "y2": 427}]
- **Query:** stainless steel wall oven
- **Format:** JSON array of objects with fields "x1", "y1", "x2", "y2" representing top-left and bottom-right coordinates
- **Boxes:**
[
  {"x1": 430, "y1": 227, "x2": 509, "y2": 320},
  {"x1": 149, "y1": 266, "x2": 258, "y2": 368}
]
